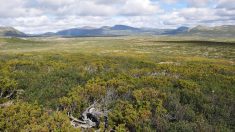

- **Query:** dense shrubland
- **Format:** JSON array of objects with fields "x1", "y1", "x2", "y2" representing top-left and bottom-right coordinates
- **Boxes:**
[{"x1": 0, "y1": 37, "x2": 234, "y2": 131}]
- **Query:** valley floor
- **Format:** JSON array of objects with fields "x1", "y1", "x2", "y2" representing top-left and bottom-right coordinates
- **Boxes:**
[{"x1": 0, "y1": 36, "x2": 234, "y2": 131}]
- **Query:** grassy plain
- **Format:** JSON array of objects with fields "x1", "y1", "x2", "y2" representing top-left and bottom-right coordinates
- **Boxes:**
[{"x1": 0, "y1": 36, "x2": 234, "y2": 131}]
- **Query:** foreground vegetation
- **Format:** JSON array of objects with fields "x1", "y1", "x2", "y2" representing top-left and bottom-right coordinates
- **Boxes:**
[{"x1": 0, "y1": 37, "x2": 234, "y2": 131}]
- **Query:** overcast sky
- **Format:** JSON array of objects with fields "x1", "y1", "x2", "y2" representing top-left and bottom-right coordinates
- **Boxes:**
[{"x1": 0, "y1": 0, "x2": 234, "y2": 33}]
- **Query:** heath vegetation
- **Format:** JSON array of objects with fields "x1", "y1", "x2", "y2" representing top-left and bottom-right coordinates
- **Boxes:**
[{"x1": 0, "y1": 37, "x2": 234, "y2": 131}]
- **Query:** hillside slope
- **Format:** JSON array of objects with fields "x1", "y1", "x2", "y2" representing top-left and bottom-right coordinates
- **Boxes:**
[
  {"x1": 1, "y1": 25, "x2": 235, "y2": 38},
  {"x1": 0, "y1": 27, "x2": 26, "y2": 37},
  {"x1": 183, "y1": 25, "x2": 235, "y2": 37}
]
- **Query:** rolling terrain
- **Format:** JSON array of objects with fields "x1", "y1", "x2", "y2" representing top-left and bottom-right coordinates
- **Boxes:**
[
  {"x1": 0, "y1": 37, "x2": 234, "y2": 131},
  {"x1": 182, "y1": 25, "x2": 235, "y2": 37},
  {"x1": 1, "y1": 25, "x2": 235, "y2": 37},
  {"x1": 0, "y1": 27, "x2": 26, "y2": 37}
]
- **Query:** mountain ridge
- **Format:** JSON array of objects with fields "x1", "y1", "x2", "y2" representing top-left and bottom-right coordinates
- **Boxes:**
[
  {"x1": 0, "y1": 25, "x2": 235, "y2": 37},
  {"x1": 0, "y1": 26, "x2": 26, "y2": 37},
  {"x1": 52, "y1": 25, "x2": 180, "y2": 37},
  {"x1": 183, "y1": 25, "x2": 235, "y2": 37}
]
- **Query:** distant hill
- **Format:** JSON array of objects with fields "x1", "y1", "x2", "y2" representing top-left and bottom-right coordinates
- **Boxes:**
[
  {"x1": 182, "y1": 25, "x2": 235, "y2": 37},
  {"x1": 110, "y1": 25, "x2": 139, "y2": 30},
  {"x1": 54, "y1": 25, "x2": 235, "y2": 37},
  {"x1": 54, "y1": 25, "x2": 145, "y2": 37},
  {"x1": 56, "y1": 27, "x2": 104, "y2": 37},
  {"x1": 0, "y1": 27, "x2": 27, "y2": 37},
  {"x1": 51, "y1": 25, "x2": 171, "y2": 37},
  {"x1": 163, "y1": 26, "x2": 189, "y2": 35},
  {"x1": 1, "y1": 25, "x2": 235, "y2": 38}
]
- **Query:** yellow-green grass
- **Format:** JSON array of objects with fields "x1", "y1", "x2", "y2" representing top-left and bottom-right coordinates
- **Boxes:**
[{"x1": 0, "y1": 36, "x2": 234, "y2": 131}]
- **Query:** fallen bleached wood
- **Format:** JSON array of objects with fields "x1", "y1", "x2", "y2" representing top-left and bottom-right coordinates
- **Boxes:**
[{"x1": 0, "y1": 101, "x2": 13, "y2": 108}]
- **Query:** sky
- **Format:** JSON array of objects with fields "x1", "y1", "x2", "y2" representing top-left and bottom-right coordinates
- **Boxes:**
[{"x1": 0, "y1": 0, "x2": 234, "y2": 33}]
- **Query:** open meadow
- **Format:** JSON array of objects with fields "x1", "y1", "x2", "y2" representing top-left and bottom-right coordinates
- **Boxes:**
[{"x1": 0, "y1": 37, "x2": 234, "y2": 131}]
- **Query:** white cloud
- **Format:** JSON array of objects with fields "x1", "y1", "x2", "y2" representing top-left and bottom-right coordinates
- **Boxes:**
[
  {"x1": 187, "y1": 0, "x2": 211, "y2": 7},
  {"x1": 120, "y1": 0, "x2": 159, "y2": 16},
  {"x1": 0, "y1": 0, "x2": 234, "y2": 33},
  {"x1": 36, "y1": 0, "x2": 76, "y2": 7},
  {"x1": 30, "y1": 0, "x2": 158, "y2": 17},
  {"x1": 0, "y1": 0, "x2": 42, "y2": 18},
  {"x1": 161, "y1": 0, "x2": 212, "y2": 7},
  {"x1": 160, "y1": 12, "x2": 186, "y2": 26},
  {"x1": 216, "y1": 0, "x2": 235, "y2": 10},
  {"x1": 163, "y1": 0, "x2": 178, "y2": 4},
  {"x1": 178, "y1": 8, "x2": 217, "y2": 21}
]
